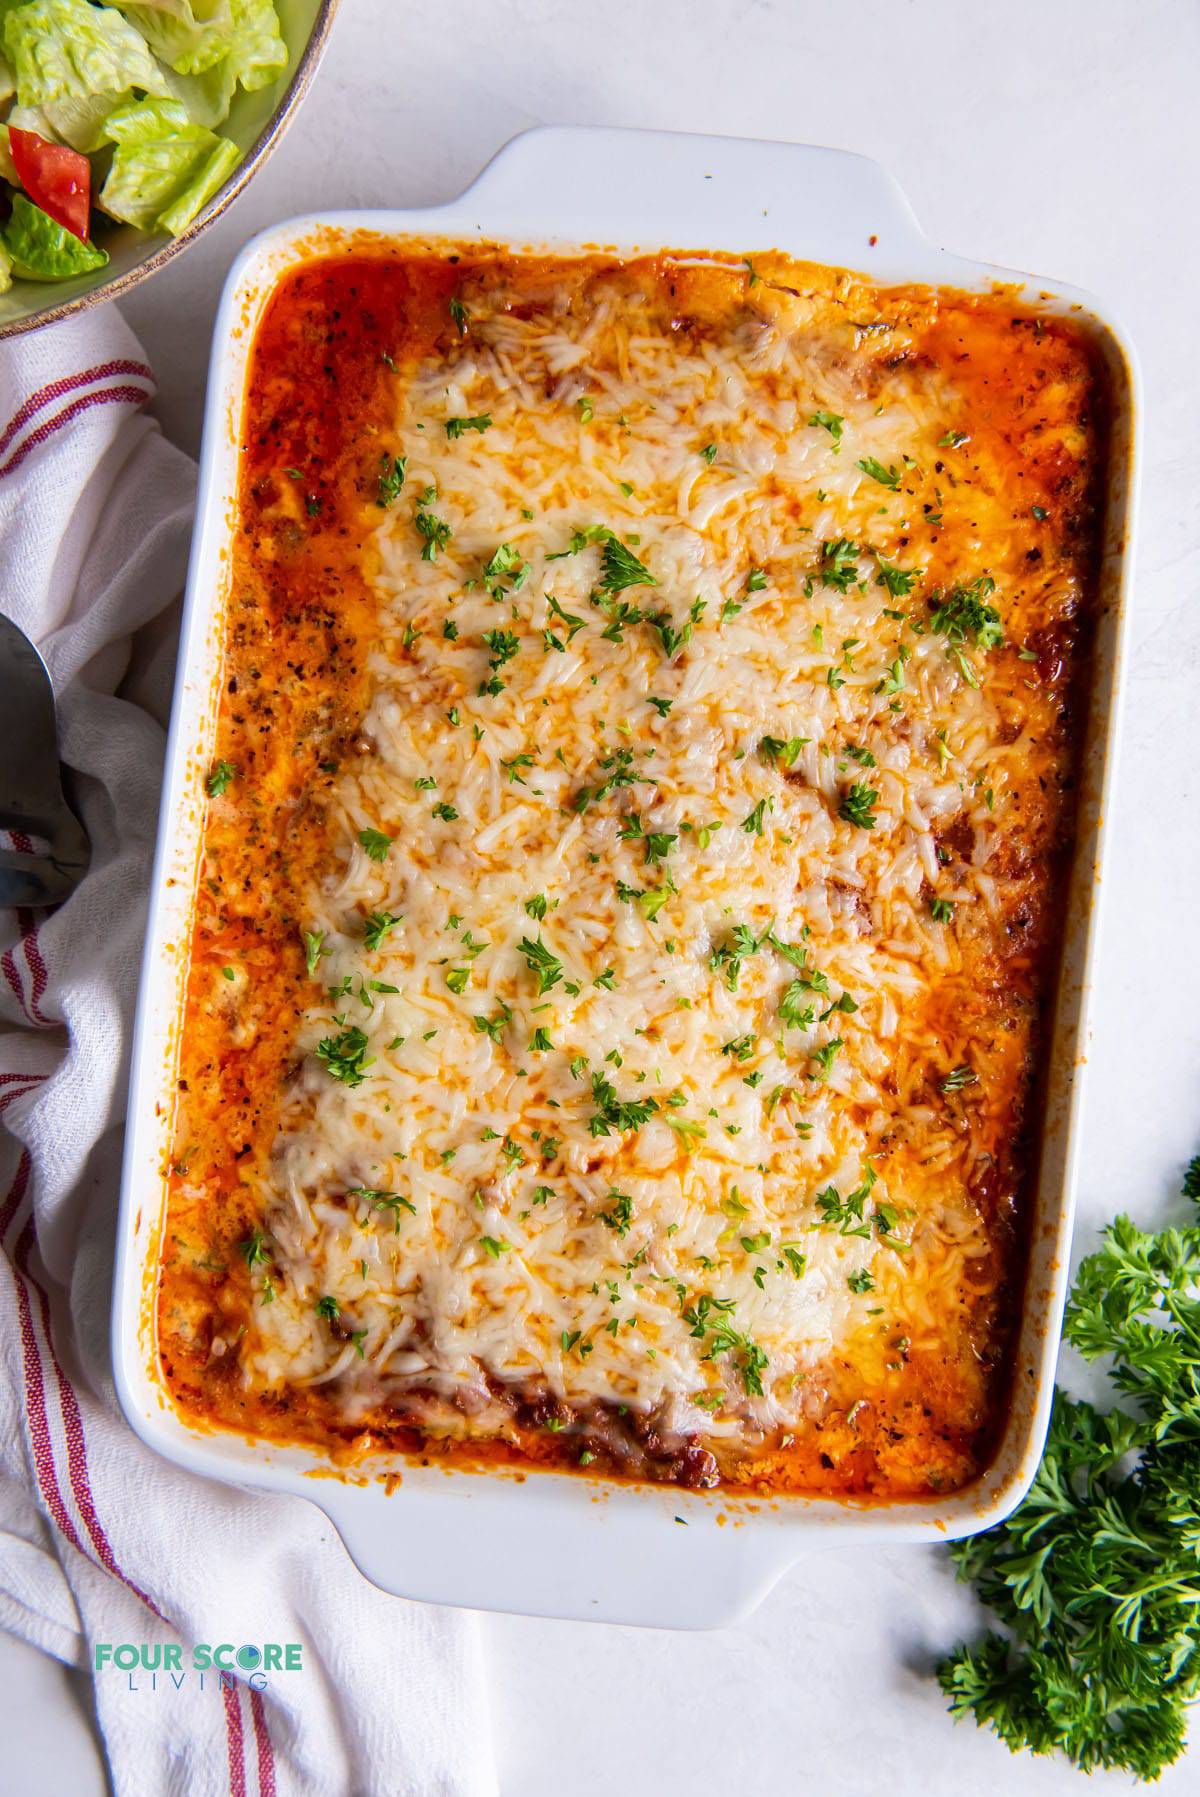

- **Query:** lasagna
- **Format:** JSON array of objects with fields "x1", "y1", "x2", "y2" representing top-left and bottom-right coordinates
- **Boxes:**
[{"x1": 158, "y1": 245, "x2": 1108, "y2": 1497}]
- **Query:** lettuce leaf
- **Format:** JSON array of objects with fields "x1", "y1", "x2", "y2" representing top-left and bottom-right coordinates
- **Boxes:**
[
  {"x1": 3, "y1": 191, "x2": 107, "y2": 279},
  {"x1": 113, "y1": 1, "x2": 232, "y2": 77},
  {"x1": 42, "y1": 86, "x2": 134, "y2": 151},
  {"x1": 219, "y1": 0, "x2": 285, "y2": 93},
  {"x1": 3, "y1": 0, "x2": 167, "y2": 107},
  {"x1": 120, "y1": 0, "x2": 284, "y2": 98},
  {"x1": 98, "y1": 95, "x2": 240, "y2": 235},
  {"x1": 156, "y1": 55, "x2": 237, "y2": 128},
  {"x1": 155, "y1": 0, "x2": 285, "y2": 129},
  {"x1": 155, "y1": 129, "x2": 238, "y2": 233},
  {"x1": 0, "y1": 240, "x2": 12, "y2": 296}
]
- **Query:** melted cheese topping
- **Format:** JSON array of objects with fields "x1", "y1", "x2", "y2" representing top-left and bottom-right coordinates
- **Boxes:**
[{"x1": 160, "y1": 250, "x2": 1105, "y2": 1496}]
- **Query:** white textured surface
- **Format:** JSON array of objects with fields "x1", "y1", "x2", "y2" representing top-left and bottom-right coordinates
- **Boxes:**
[{"x1": 5, "y1": 0, "x2": 1200, "y2": 1789}]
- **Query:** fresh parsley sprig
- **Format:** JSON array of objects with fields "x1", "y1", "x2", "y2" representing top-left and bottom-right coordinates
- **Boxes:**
[{"x1": 937, "y1": 1152, "x2": 1200, "y2": 1780}]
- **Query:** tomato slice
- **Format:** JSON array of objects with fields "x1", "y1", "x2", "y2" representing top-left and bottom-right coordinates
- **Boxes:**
[{"x1": 9, "y1": 127, "x2": 92, "y2": 243}]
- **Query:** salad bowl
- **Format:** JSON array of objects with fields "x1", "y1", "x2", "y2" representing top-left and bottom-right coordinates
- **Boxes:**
[{"x1": 0, "y1": 0, "x2": 339, "y2": 340}]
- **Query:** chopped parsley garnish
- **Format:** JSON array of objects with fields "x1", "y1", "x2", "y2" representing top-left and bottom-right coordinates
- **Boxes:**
[
  {"x1": 930, "y1": 897, "x2": 954, "y2": 923},
  {"x1": 358, "y1": 827, "x2": 392, "y2": 862},
  {"x1": 617, "y1": 881, "x2": 671, "y2": 921},
  {"x1": 595, "y1": 593, "x2": 643, "y2": 643},
  {"x1": 303, "y1": 929, "x2": 328, "y2": 976},
  {"x1": 876, "y1": 648, "x2": 909, "y2": 697},
  {"x1": 588, "y1": 1072, "x2": 659, "y2": 1138},
  {"x1": 929, "y1": 576, "x2": 1003, "y2": 653},
  {"x1": 647, "y1": 609, "x2": 692, "y2": 659},
  {"x1": 809, "y1": 1037, "x2": 844, "y2": 1081},
  {"x1": 808, "y1": 409, "x2": 844, "y2": 445},
  {"x1": 778, "y1": 981, "x2": 816, "y2": 1030},
  {"x1": 376, "y1": 452, "x2": 406, "y2": 507},
  {"x1": 666, "y1": 1115, "x2": 706, "y2": 1151},
  {"x1": 838, "y1": 783, "x2": 878, "y2": 829},
  {"x1": 710, "y1": 922, "x2": 765, "y2": 989},
  {"x1": 480, "y1": 627, "x2": 520, "y2": 693},
  {"x1": 364, "y1": 910, "x2": 400, "y2": 950},
  {"x1": 857, "y1": 455, "x2": 901, "y2": 490},
  {"x1": 759, "y1": 734, "x2": 806, "y2": 768},
  {"x1": 316, "y1": 1026, "x2": 373, "y2": 1087},
  {"x1": 647, "y1": 695, "x2": 673, "y2": 717},
  {"x1": 547, "y1": 522, "x2": 611, "y2": 560},
  {"x1": 682, "y1": 1292, "x2": 768, "y2": 1396},
  {"x1": 431, "y1": 800, "x2": 459, "y2": 822},
  {"x1": 600, "y1": 536, "x2": 658, "y2": 592},
  {"x1": 741, "y1": 797, "x2": 771, "y2": 835},
  {"x1": 847, "y1": 1268, "x2": 875, "y2": 1294},
  {"x1": 524, "y1": 893, "x2": 548, "y2": 921},
  {"x1": 746, "y1": 568, "x2": 767, "y2": 592},
  {"x1": 315, "y1": 1295, "x2": 340, "y2": 1322},
  {"x1": 815, "y1": 1171, "x2": 877, "y2": 1237},
  {"x1": 529, "y1": 1027, "x2": 553, "y2": 1052},
  {"x1": 820, "y1": 537, "x2": 860, "y2": 592},
  {"x1": 449, "y1": 296, "x2": 469, "y2": 335},
  {"x1": 445, "y1": 967, "x2": 470, "y2": 995},
  {"x1": 941, "y1": 1064, "x2": 978, "y2": 1093},
  {"x1": 518, "y1": 935, "x2": 563, "y2": 995},
  {"x1": 573, "y1": 745, "x2": 641, "y2": 812},
  {"x1": 353, "y1": 1188, "x2": 416, "y2": 1227},
  {"x1": 415, "y1": 506, "x2": 452, "y2": 561},
  {"x1": 937, "y1": 429, "x2": 969, "y2": 447},
  {"x1": 766, "y1": 932, "x2": 817, "y2": 973},
  {"x1": 500, "y1": 1134, "x2": 526, "y2": 1170},
  {"x1": 543, "y1": 595, "x2": 586, "y2": 652},
  {"x1": 445, "y1": 413, "x2": 492, "y2": 438},
  {"x1": 473, "y1": 1005, "x2": 511, "y2": 1042},
  {"x1": 875, "y1": 557, "x2": 917, "y2": 597},
  {"x1": 479, "y1": 1236, "x2": 509, "y2": 1259},
  {"x1": 700, "y1": 442, "x2": 718, "y2": 463},
  {"x1": 206, "y1": 759, "x2": 235, "y2": 797},
  {"x1": 599, "y1": 1190, "x2": 633, "y2": 1236},
  {"x1": 482, "y1": 542, "x2": 522, "y2": 582},
  {"x1": 239, "y1": 1230, "x2": 269, "y2": 1270}
]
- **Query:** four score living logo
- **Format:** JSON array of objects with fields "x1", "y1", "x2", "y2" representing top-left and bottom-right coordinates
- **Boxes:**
[{"x1": 94, "y1": 1640, "x2": 303, "y2": 1692}]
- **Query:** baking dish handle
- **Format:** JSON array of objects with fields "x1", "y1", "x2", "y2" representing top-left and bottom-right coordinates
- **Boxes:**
[{"x1": 459, "y1": 126, "x2": 936, "y2": 275}]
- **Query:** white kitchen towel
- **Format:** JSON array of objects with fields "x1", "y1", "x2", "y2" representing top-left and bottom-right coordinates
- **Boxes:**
[{"x1": 0, "y1": 306, "x2": 495, "y2": 1797}]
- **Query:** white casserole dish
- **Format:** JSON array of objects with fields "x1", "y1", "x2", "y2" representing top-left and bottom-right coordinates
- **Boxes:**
[{"x1": 112, "y1": 126, "x2": 1140, "y2": 1629}]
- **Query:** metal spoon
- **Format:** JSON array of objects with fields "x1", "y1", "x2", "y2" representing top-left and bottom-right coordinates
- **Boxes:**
[{"x1": 0, "y1": 613, "x2": 89, "y2": 908}]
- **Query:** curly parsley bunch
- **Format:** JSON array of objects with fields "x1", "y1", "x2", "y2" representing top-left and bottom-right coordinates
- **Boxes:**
[{"x1": 939, "y1": 1156, "x2": 1200, "y2": 1779}]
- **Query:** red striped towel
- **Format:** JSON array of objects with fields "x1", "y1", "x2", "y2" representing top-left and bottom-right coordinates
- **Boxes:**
[{"x1": 0, "y1": 306, "x2": 494, "y2": 1797}]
